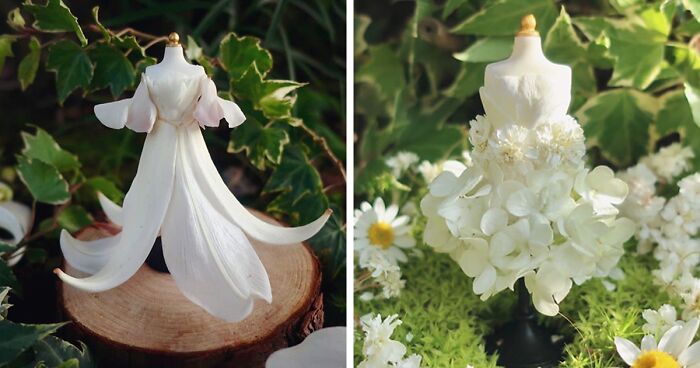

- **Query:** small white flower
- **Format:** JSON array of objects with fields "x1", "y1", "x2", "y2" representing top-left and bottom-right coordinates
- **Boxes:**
[
  {"x1": 642, "y1": 304, "x2": 682, "y2": 337},
  {"x1": 615, "y1": 318, "x2": 700, "y2": 367},
  {"x1": 679, "y1": 173, "x2": 700, "y2": 207},
  {"x1": 358, "y1": 249, "x2": 405, "y2": 299},
  {"x1": 574, "y1": 166, "x2": 628, "y2": 216},
  {"x1": 642, "y1": 143, "x2": 694, "y2": 182},
  {"x1": 358, "y1": 314, "x2": 407, "y2": 368},
  {"x1": 386, "y1": 151, "x2": 420, "y2": 177},
  {"x1": 395, "y1": 354, "x2": 422, "y2": 368},
  {"x1": 355, "y1": 198, "x2": 416, "y2": 264},
  {"x1": 489, "y1": 125, "x2": 531, "y2": 165},
  {"x1": 469, "y1": 115, "x2": 491, "y2": 151}
]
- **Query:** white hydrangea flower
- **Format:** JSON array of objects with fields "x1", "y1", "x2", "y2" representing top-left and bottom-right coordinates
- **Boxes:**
[
  {"x1": 355, "y1": 198, "x2": 416, "y2": 265},
  {"x1": 358, "y1": 248, "x2": 406, "y2": 299},
  {"x1": 642, "y1": 143, "x2": 694, "y2": 182},
  {"x1": 421, "y1": 114, "x2": 634, "y2": 316},
  {"x1": 642, "y1": 304, "x2": 682, "y2": 337},
  {"x1": 673, "y1": 275, "x2": 700, "y2": 320},
  {"x1": 386, "y1": 151, "x2": 420, "y2": 177},
  {"x1": 358, "y1": 314, "x2": 423, "y2": 368}
]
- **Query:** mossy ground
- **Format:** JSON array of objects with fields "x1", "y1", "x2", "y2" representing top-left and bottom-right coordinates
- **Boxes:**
[{"x1": 354, "y1": 242, "x2": 674, "y2": 367}]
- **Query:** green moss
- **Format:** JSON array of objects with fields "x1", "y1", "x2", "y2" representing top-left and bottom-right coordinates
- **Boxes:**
[{"x1": 355, "y1": 242, "x2": 675, "y2": 367}]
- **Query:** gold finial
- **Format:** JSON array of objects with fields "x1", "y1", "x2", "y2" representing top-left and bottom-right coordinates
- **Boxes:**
[
  {"x1": 167, "y1": 32, "x2": 180, "y2": 47},
  {"x1": 517, "y1": 14, "x2": 538, "y2": 36}
]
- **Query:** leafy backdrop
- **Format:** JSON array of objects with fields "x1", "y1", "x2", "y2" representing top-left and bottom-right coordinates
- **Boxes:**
[{"x1": 0, "y1": 0, "x2": 346, "y2": 366}]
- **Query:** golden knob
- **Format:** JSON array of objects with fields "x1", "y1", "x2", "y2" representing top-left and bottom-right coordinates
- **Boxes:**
[
  {"x1": 517, "y1": 14, "x2": 539, "y2": 36},
  {"x1": 167, "y1": 32, "x2": 180, "y2": 46}
]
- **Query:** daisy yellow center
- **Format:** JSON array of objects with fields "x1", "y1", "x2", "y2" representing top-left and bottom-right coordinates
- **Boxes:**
[
  {"x1": 368, "y1": 222, "x2": 394, "y2": 249},
  {"x1": 631, "y1": 351, "x2": 680, "y2": 368}
]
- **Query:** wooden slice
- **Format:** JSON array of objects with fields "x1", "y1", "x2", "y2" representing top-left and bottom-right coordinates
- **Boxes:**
[{"x1": 59, "y1": 211, "x2": 324, "y2": 368}]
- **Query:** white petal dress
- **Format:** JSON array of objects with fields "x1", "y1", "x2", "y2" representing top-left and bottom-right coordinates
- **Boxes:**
[{"x1": 56, "y1": 66, "x2": 330, "y2": 322}]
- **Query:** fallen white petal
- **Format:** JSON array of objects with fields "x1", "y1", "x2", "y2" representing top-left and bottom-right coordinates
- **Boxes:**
[{"x1": 265, "y1": 327, "x2": 346, "y2": 368}]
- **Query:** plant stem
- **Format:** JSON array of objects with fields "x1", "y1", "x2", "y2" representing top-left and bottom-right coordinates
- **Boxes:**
[{"x1": 297, "y1": 122, "x2": 346, "y2": 180}]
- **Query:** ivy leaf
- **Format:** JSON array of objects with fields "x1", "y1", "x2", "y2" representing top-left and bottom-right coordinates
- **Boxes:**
[
  {"x1": 0, "y1": 287, "x2": 10, "y2": 320},
  {"x1": 575, "y1": 8, "x2": 670, "y2": 90},
  {"x1": 0, "y1": 320, "x2": 65, "y2": 365},
  {"x1": 0, "y1": 35, "x2": 16, "y2": 72},
  {"x1": 0, "y1": 261, "x2": 20, "y2": 292},
  {"x1": 85, "y1": 177, "x2": 123, "y2": 202},
  {"x1": 685, "y1": 83, "x2": 700, "y2": 128},
  {"x1": 89, "y1": 43, "x2": 135, "y2": 97},
  {"x1": 57, "y1": 206, "x2": 93, "y2": 233},
  {"x1": 7, "y1": 8, "x2": 26, "y2": 31},
  {"x1": 227, "y1": 113, "x2": 290, "y2": 170},
  {"x1": 33, "y1": 336, "x2": 93, "y2": 368},
  {"x1": 451, "y1": 0, "x2": 557, "y2": 36},
  {"x1": 667, "y1": 44, "x2": 700, "y2": 88},
  {"x1": 544, "y1": 7, "x2": 586, "y2": 65},
  {"x1": 185, "y1": 35, "x2": 202, "y2": 61},
  {"x1": 91, "y1": 6, "x2": 110, "y2": 41},
  {"x1": 576, "y1": 88, "x2": 658, "y2": 166},
  {"x1": 356, "y1": 45, "x2": 405, "y2": 101},
  {"x1": 16, "y1": 156, "x2": 70, "y2": 205},
  {"x1": 18, "y1": 36, "x2": 40, "y2": 91},
  {"x1": 45, "y1": 40, "x2": 93, "y2": 104},
  {"x1": 233, "y1": 66, "x2": 304, "y2": 119},
  {"x1": 685, "y1": 0, "x2": 700, "y2": 23},
  {"x1": 219, "y1": 33, "x2": 273, "y2": 81},
  {"x1": 658, "y1": 90, "x2": 700, "y2": 168},
  {"x1": 263, "y1": 146, "x2": 323, "y2": 204},
  {"x1": 21, "y1": 127, "x2": 80, "y2": 172},
  {"x1": 24, "y1": 0, "x2": 87, "y2": 46},
  {"x1": 113, "y1": 35, "x2": 145, "y2": 58},
  {"x1": 308, "y1": 212, "x2": 345, "y2": 280},
  {"x1": 267, "y1": 191, "x2": 329, "y2": 227},
  {"x1": 453, "y1": 37, "x2": 512, "y2": 63}
]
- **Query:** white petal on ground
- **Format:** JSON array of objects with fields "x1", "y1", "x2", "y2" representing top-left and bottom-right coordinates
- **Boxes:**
[
  {"x1": 97, "y1": 192, "x2": 123, "y2": 227},
  {"x1": 265, "y1": 327, "x2": 346, "y2": 368},
  {"x1": 614, "y1": 337, "x2": 641, "y2": 365},
  {"x1": 182, "y1": 123, "x2": 329, "y2": 244},
  {"x1": 56, "y1": 122, "x2": 177, "y2": 292}
]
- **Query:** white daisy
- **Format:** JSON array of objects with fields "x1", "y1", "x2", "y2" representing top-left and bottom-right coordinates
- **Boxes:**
[
  {"x1": 615, "y1": 318, "x2": 700, "y2": 367},
  {"x1": 355, "y1": 198, "x2": 415, "y2": 264}
]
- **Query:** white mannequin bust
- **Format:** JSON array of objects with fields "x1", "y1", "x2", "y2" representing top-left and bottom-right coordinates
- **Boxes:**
[
  {"x1": 146, "y1": 33, "x2": 203, "y2": 79},
  {"x1": 484, "y1": 15, "x2": 570, "y2": 85}
]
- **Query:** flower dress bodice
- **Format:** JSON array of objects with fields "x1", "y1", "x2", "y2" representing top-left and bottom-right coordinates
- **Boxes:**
[{"x1": 145, "y1": 68, "x2": 206, "y2": 125}]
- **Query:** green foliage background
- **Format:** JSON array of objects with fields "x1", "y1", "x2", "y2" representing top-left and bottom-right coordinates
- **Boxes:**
[
  {"x1": 354, "y1": 0, "x2": 700, "y2": 366},
  {"x1": 0, "y1": 0, "x2": 346, "y2": 366}
]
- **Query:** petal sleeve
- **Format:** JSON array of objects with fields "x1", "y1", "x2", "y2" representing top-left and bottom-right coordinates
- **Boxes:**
[
  {"x1": 193, "y1": 76, "x2": 246, "y2": 129},
  {"x1": 93, "y1": 74, "x2": 157, "y2": 133}
]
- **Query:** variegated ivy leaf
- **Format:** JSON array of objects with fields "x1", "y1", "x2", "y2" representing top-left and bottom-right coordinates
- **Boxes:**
[
  {"x1": 16, "y1": 156, "x2": 70, "y2": 205},
  {"x1": 227, "y1": 110, "x2": 290, "y2": 170},
  {"x1": 24, "y1": 0, "x2": 87, "y2": 46},
  {"x1": 0, "y1": 320, "x2": 66, "y2": 366},
  {"x1": 263, "y1": 146, "x2": 324, "y2": 206},
  {"x1": 453, "y1": 37, "x2": 512, "y2": 63},
  {"x1": 574, "y1": 7, "x2": 670, "y2": 90},
  {"x1": 657, "y1": 90, "x2": 700, "y2": 168},
  {"x1": 576, "y1": 88, "x2": 658, "y2": 166},
  {"x1": 7, "y1": 8, "x2": 25, "y2": 31},
  {"x1": 18, "y1": 36, "x2": 40, "y2": 91},
  {"x1": 0, "y1": 287, "x2": 10, "y2": 320},
  {"x1": 21, "y1": 127, "x2": 80, "y2": 172},
  {"x1": 91, "y1": 6, "x2": 110, "y2": 41},
  {"x1": 89, "y1": 43, "x2": 136, "y2": 97},
  {"x1": 233, "y1": 65, "x2": 304, "y2": 119},
  {"x1": 451, "y1": 0, "x2": 557, "y2": 36},
  {"x1": 45, "y1": 40, "x2": 93, "y2": 104},
  {"x1": 0, "y1": 35, "x2": 16, "y2": 72},
  {"x1": 219, "y1": 33, "x2": 273, "y2": 81}
]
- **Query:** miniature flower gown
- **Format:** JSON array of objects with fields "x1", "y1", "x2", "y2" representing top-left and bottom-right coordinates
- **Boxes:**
[{"x1": 55, "y1": 51, "x2": 330, "y2": 322}]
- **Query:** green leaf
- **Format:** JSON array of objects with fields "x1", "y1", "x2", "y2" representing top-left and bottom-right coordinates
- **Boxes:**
[
  {"x1": 233, "y1": 66, "x2": 304, "y2": 119},
  {"x1": 33, "y1": 336, "x2": 93, "y2": 368},
  {"x1": 307, "y1": 211, "x2": 345, "y2": 279},
  {"x1": 354, "y1": 15, "x2": 371, "y2": 57},
  {"x1": 453, "y1": 37, "x2": 512, "y2": 63},
  {"x1": 576, "y1": 89, "x2": 657, "y2": 166},
  {"x1": 658, "y1": 89, "x2": 700, "y2": 168},
  {"x1": 21, "y1": 127, "x2": 80, "y2": 172},
  {"x1": 451, "y1": 0, "x2": 558, "y2": 36},
  {"x1": 16, "y1": 156, "x2": 70, "y2": 205},
  {"x1": 263, "y1": 146, "x2": 323, "y2": 204},
  {"x1": 356, "y1": 45, "x2": 406, "y2": 101},
  {"x1": 18, "y1": 36, "x2": 40, "y2": 91},
  {"x1": 610, "y1": 0, "x2": 644, "y2": 14},
  {"x1": 7, "y1": 8, "x2": 26, "y2": 30},
  {"x1": 443, "y1": 0, "x2": 471, "y2": 19},
  {"x1": 575, "y1": 9, "x2": 670, "y2": 89},
  {"x1": 0, "y1": 320, "x2": 65, "y2": 365},
  {"x1": 85, "y1": 177, "x2": 123, "y2": 203},
  {"x1": 185, "y1": 35, "x2": 202, "y2": 61},
  {"x1": 89, "y1": 43, "x2": 135, "y2": 97},
  {"x1": 685, "y1": 0, "x2": 700, "y2": 22},
  {"x1": 112, "y1": 35, "x2": 145, "y2": 58},
  {"x1": 219, "y1": 33, "x2": 273, "y2": 81},
  {"x1": 45, "y1": 40, "x2": 93, "y2": 104},
  {"x1": 24, "y1": 0, "x2": 87, "y2": 46},
  {"x1": 227, "y1": 114, "x2": 290, "y2": 170},
  {"x1": 544, "y1": 7, "x2": 586, "y2": 65},
  {"x1": 57, "y1": 206, "x2": 92, "y2": 233},
  {"x1": 667, "y1": 44, "x2": 700, "y2": 88},
  {"x1": 268, "y1": 191, "x2": 329, "y2": 227},
  {"x1": 685, "y1": 83, "x2": 700, "y2": 128},
  {"x1": 444, "y1": 62, "x2": 486, "y2": 99},
  {"x1": 0, "y1": 286, "x2": 11, "y2": 320},
  {"x1": 0, "y1": 35, "x2": 16, "y2": 72},
  {"x1": 0, "y1": 261, "x2": 20, "y2": 292}
]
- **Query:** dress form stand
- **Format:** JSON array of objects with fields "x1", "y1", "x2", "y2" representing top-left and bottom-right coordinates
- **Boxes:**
[
  {"x1": 481, "y1": 16, "x2": 566, "y2": 367},
  {"x1": 58, "y1": 34, "x2": 325, "y2": 368}
]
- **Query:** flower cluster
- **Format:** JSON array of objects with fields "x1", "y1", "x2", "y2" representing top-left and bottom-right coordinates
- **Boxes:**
[
  {"x1": 617, "y1": 147, "x2": 700, "y2": 318},
  {"x1": 421, "y1": 113, "x2": 635, "y2": 316},
  {"x1": 354, "y1": 198, "x2": 415, "y2": 300},
  {"x1": 358, "y1": 313, "x2": 422, "y2": 368}
]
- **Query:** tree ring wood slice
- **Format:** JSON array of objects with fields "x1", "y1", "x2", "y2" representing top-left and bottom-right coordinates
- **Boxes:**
[{"x1": 59, "y1": 210, "x2": 324, "y2": 368}]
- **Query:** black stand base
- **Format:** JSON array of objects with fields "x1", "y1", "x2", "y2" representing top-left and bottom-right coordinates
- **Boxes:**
[
  {"x1": 485, "y1": 279, "x2": 563, "y2": 367},
  {"x1": 145, "y1": 237, "x2": 170, "y2": 273}
]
